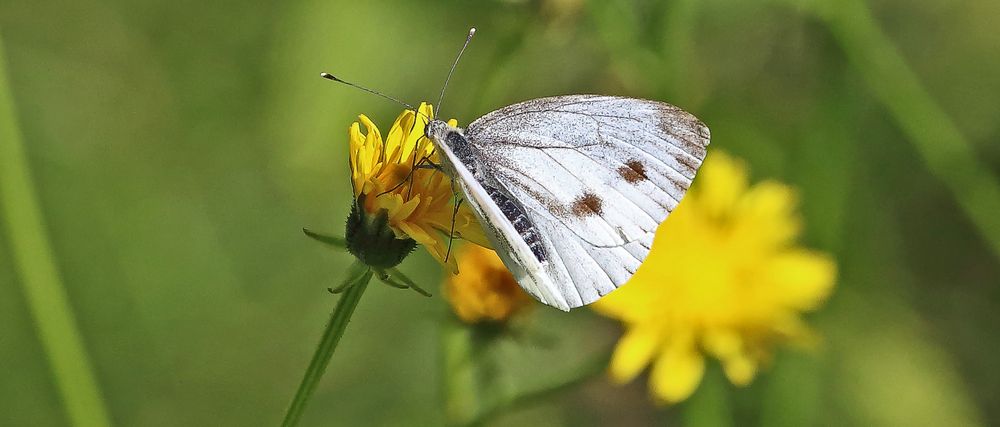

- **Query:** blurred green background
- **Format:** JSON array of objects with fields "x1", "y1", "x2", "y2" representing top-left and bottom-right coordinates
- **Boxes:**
[{"x1": 1, "y1": 0, "x2": 999, "y2": 425}]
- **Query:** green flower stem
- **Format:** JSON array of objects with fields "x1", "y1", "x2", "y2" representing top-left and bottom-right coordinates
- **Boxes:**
[
  {"x1": 461, "y1": 347, "x2": 611, "y2": 427},
  {"x1": 800, "y1": 0, "x2": 1000, "y2": 259},
  {"x1": 442, "y1": 321, "x2": 480, "y2": 426},
  {"x1": 0, "y1": 29, "x2": 112, "y2": 427},
  {"x1": 281, "y1": 264, "x2": 373, "y2": 427}
]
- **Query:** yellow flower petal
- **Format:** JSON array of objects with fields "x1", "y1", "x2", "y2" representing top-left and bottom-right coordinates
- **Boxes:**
[
  {"x1": 358, "y1": 114, "x2": 382, "y2": 145},
  {"x1": 444, "y1": 245, "x2": 532, "y2": 323},
  {"x1": 591, "y1": 271, "x2": 657, "y2": 323},
  {"x1": 387, "y1": 195, "x2": 421, "y2": 223},
  {"x1": 721, "y1": 353, "x2": 757, "y2": 386},
  {"x1": 698, "y1": 151, "x2": 748, "y2": 219},
  {"x1": 650, "y1": 332, "x2": 704, "y2": 404},
  {"x1": 768, "y1": 250, "x2": 837, "y2": 311},
  {"x1": 396, "y1": 221, "x2": 434, "y2": 247},
  {"x1": 703, "y1": 328, "x2": 743, "y2": 359},
  {"x1": 608, "y1": 325, "x2": 661, "y2": 383},
  {"x1": 735, "y1": 181, "x2": 801, "y2": 247},
  {"x1": 384, "y1": 110, "x2": 408, "y2": 160}
]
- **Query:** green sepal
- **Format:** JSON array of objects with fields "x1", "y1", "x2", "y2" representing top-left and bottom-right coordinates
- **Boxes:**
[
  {"x1": 303, "y1": 228, "x2": 347, "y2": 249},
  {"x1": 327, "y1": 260, "x2": 370, "y2": 294},
  {"x1": 375, "y1": 270, "x2": 409, "y2": 289},
  {"x1": 386, "y1": 267, "x2": 431, "y2": 297},
  {"x1": 373, "y1": 269, "x2": 429, "y2": 297},
  {"x1": 345, "y1": 196, "x2": 417, "y2": 269}
]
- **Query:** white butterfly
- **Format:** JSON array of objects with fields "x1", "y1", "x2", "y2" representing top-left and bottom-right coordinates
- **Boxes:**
[
  {"x1": 426, "y1": 95, "x2": 710, "y2": 311},
  {"x1": 324, "y1": 28, "x2": 710, "y2": 311}
]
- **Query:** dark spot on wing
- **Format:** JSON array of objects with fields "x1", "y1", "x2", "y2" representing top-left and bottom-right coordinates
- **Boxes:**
[
  {"x1": 572, "y1": 193, "x2": 603, "y2": 217},
  {"x1": 618, "y1": 159, "x2": 647, "y2": 183}
]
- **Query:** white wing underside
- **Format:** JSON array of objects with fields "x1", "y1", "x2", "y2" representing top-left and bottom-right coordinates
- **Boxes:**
[{"x1": 454, "y1": 95, "x2": 710, "y2": 310}]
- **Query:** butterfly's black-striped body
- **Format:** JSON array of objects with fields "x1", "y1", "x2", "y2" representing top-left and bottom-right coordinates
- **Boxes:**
[{"x1": 484, "y1": 186, "x2": 547, "y2": 262}]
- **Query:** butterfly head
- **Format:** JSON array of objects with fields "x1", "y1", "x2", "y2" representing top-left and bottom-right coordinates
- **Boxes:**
[{"x1": 424, "y1": 119, "x2": 454, "y2": 143}]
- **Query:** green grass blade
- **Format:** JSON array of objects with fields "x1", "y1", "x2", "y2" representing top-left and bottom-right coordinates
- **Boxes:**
[{"x1": 0, "y1": 29, "x2": 113, "y2": 427}]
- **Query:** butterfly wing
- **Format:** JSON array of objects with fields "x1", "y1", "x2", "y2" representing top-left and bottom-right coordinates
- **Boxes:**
[{"x1": 455, "y1": 95, "x2": 710, "y2": 310}]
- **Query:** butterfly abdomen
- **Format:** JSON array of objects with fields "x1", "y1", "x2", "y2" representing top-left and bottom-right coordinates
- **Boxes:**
[{"x1": 484, "y1": 185, "x2": 547, "y2": 262}]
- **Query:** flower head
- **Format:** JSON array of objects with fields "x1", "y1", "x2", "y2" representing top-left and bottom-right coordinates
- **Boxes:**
[
  {"x1": 592, "y1": 150, "x2": 836, "y2": 404},
  {"x1": 445, "y1": 245, "x2": 533, "y2": 324},
  {"x1": 346, "y1": 103, "x2": 489, "y2": 270}
]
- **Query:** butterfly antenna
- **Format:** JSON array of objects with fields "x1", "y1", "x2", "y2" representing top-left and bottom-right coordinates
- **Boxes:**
[
  {"x1": 435, "y1": 27, "x2": 476, "y2": 117},
  {"x1": 320, "y1": 73, "x2": 432, "y2": 121}
]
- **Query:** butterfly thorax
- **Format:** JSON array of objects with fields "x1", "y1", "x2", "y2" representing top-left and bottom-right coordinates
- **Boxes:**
[{"x1": 426, "y1": 120, "x2": 479, "y2": 177}]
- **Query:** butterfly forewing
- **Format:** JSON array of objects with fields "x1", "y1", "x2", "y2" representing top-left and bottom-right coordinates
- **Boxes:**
[{"x1": 440, "y1": 95, "x2": 710, "y2": 310}]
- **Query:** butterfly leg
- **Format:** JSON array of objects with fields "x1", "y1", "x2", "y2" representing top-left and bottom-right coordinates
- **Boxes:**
[
  {"x1": 407, "y1": 153, "x2": 447, "y2": 198},
  {"x1": 413, "y1": 158, "x2": 444, "y2": 171},
  {"x1": 377, "y1": 143, "x2": 441, "y2": 198},
  {"x1": 443, "y1": 176, "x2": 463, "y2": 264}
]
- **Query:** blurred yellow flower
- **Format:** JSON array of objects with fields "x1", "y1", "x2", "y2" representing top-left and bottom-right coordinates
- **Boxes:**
[
  {"x1": 592, "y1": 150, "x2": 836, "y2": 404},
  {"x1": 445, "y1": 244, "x2": 533, "y2": 324},
  {"x1": 348, "y1": 103, "x2": 489, "y2": 271}
]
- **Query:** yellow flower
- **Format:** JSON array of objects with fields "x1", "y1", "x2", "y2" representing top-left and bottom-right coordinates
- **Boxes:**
[
  {"x1": 444, "y1": 244, "x2": 533, "y2": 324},
  {"x1": 592, "y1": 150, "x2": 836, "y2": 404},
  {"x1": 347, "y1": 103, "x2": 489, "y2": 271}
]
